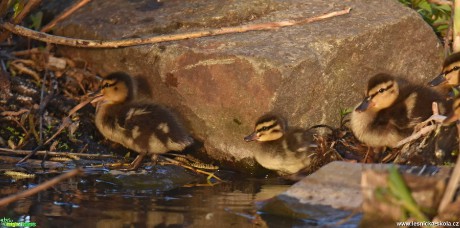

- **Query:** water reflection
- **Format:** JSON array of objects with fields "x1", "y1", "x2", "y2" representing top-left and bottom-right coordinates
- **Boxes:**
[
  {"x1": 0, "y1": 164, "x2": 359, "y2": 227},
  {"x1": 0, "y1": 168, "x2": 359, "y2": 227}
]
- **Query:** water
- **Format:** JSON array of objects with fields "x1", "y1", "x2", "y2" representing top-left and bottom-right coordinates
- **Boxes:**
[
  {"x1": 0, "y1": 165, "x2": 360, "y2": 227},
  {"x1": 0, "y1": 166, "x2": 288, "y2": 227}
]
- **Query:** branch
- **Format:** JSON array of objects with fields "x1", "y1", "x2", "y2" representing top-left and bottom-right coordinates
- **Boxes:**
[
  {"x1": 40, "y1": 0, "x2": 92, "y2": 33},
  {"x1": 160, "y1": 156, "x2": 222, "y2": 181},
  {"x1": 0, "y1": 147, "x2": 119, "y2": 159},
  {"x1": 396, "y1": 125, "x2": 438, "y2": 148},
  {"x1": 0, "y1": 7, "x2": 352, "y2": 48},
  {"x1": 0, "y1": 155, "x2": 65, "y2": 169},
  {"x1": 0, "y1": 168, "x2": 83, "y2": 207}
]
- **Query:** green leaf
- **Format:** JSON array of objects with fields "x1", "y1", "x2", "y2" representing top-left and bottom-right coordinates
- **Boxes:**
[
  {"x1": 30, "y1": 11, "x2": 43, "y2": 30},
  {"x1": 388, "y1": 166, "x2": 429, "y2": 222},
  {"x1": 124, "y1": 152, "x2": 131, "y2": 159},
  {"x1": 12, "y1": 0, "x2": 24, "y2": 18},
  {"x1": 452, "y1": 87, "x2": 460, "y2": 97},
  {"x1": 340, "y1": 107, "x2": 353, "y2": 117}
]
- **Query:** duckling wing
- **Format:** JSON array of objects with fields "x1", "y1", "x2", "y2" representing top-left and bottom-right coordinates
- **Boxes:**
[
  {"x1": 412, "y1": 89, "x2": 444, "y2": 116},
  {"x1": 116, "y1": 103, "x2": 193, "y2": 152},
  {"x1": 283, "y1": 129, "x2": 317, "y2": 155},
  {"x1": 382, "y1": 86, "x2": 442, "y2": 130}
]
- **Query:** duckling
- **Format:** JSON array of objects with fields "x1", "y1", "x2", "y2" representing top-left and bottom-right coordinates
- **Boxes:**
[
  {"x1": 428, "y1": 52, "x2": 460, "y2": 91},
  {"x1": 350, "y1": 73, "x2": 445, "y2": 149},
  {"x1": 92, "y1": 72, "x2": 193, "y2": 170},
  {"x1": 244, "y1": 113, "x2": 317, "y2": 175}
]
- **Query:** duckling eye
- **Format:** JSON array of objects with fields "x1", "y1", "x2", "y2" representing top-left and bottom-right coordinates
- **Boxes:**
[
  {"x1": 257, "y1": 126, "x2": 270, "y2": 132},
  {"x1": 378, "y1": 88, "x2": 385, "y2": 93},
  {"x1": 102, "y1": 83, "x2": 110, "y2": 88},
  {"x1": 454, "y1": 66, "x2": 460, "y2": 71}
]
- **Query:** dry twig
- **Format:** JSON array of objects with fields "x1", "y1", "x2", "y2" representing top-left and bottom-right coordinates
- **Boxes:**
[
  {"x1": 0, "y1": 168, "x2": 83, "y2": 207},
  {"x1": 41, "y1": 0, "x2": 92, "y2": 33},
  {"x1": 396, "y1": 125, "x2": 438, "y2": 148},
  {"x1": 160, "y1": 156, "x2": 222, "y2": 181},
  {"x1": 12, "y1": 48, "x2": 42, "y2": 56},
  {"x1": 0, "y1": 147, "x2": 119, "y2": 159},
  {"x1": 1, "y1": 7, "x2": 352, "y2": 48},
  {"x1": 9, "y1": 61, "x2": 41, "y2": 81},
  {"x1": 1, "y1": 109, "x2": 29, "y2": 116}
]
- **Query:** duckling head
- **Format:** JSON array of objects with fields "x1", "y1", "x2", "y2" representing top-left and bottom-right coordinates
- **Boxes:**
[
  {"x1": 355, "y1": 73, "x2": 399, "y2": 112},
  {"x1": 443, "y1": 97, "x2": 460, "y2": 124},
  {"x1": 429, "y1": 53, "x2": 460, "y2": 87},
  {"x1": 92, "y1": 72, "x2": 135, "y2": 104},
  {"x1": 244, "y1": 114, "x2": 287, "y2": 142}
]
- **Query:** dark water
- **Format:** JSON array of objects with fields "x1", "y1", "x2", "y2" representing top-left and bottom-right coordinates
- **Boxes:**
[{"x1": 0, "y1": 165, "x2": 360, "y2": 228}]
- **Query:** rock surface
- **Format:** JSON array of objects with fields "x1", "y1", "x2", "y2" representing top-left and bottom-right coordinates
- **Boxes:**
[
  {"x1": 53, "y1": 0, "x2": 443, "y2": 172},
  {"x1": 280, "y1": 162, "x2": 448, "y2": 210},
  {"x1": 257, "y1": 161, "x2": 449, "y2": 225}
]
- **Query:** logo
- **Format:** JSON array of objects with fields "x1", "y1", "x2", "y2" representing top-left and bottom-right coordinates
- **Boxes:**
[{"x1": 1, "y1": 217, "x2": 37, "y2": 227}]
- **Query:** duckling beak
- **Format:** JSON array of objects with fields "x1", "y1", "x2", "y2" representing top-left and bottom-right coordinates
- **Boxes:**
[
  {"x1": 244, "y1": 132, "x2": 258, "y2": 142},
  {"x1": 90, "y1": 90, "x2": 104, "y2": 104},
  {"x1": 355, "y1": 98, "x2": 372, "y2": 112},
  {"x1": 428, "y1": 73, "x2": 447, "y2": 87}
]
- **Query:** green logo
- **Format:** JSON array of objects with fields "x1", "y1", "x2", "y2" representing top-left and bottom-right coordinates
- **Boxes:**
[{"x1": 1, "y1": 217, "x2": 37, "y2": 227}]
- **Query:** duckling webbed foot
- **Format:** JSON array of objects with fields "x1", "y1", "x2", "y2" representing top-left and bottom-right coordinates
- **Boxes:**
[
  {"x1": 150, "y1": 154, "x2": 159, "y2": 166},
  {"x1": 123, "y1": 153, "x2": 146, "y2": 171}
]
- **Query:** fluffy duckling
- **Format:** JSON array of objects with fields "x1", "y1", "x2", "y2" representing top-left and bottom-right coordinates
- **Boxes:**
[
  {"x1": 244, "y1": 114, "x2": 317, "y2": 175},
  {"x1": 92, "y1": 72, "x2": 193, "y2": 170},
  {"x1": 429, "y1": 53, "x2": 460, "y2": 90},
  {"x1": 350, "y1": 73, "x2": 445, "y2": 149}
]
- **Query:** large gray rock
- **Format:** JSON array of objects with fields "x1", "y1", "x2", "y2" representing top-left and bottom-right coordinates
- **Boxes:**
[
  {"x1": 257, "y1": 162, "x2": 449, "y2": 226},
  {"x1": 54, "y1": 0, "x2": 443, "y2": 172}
]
